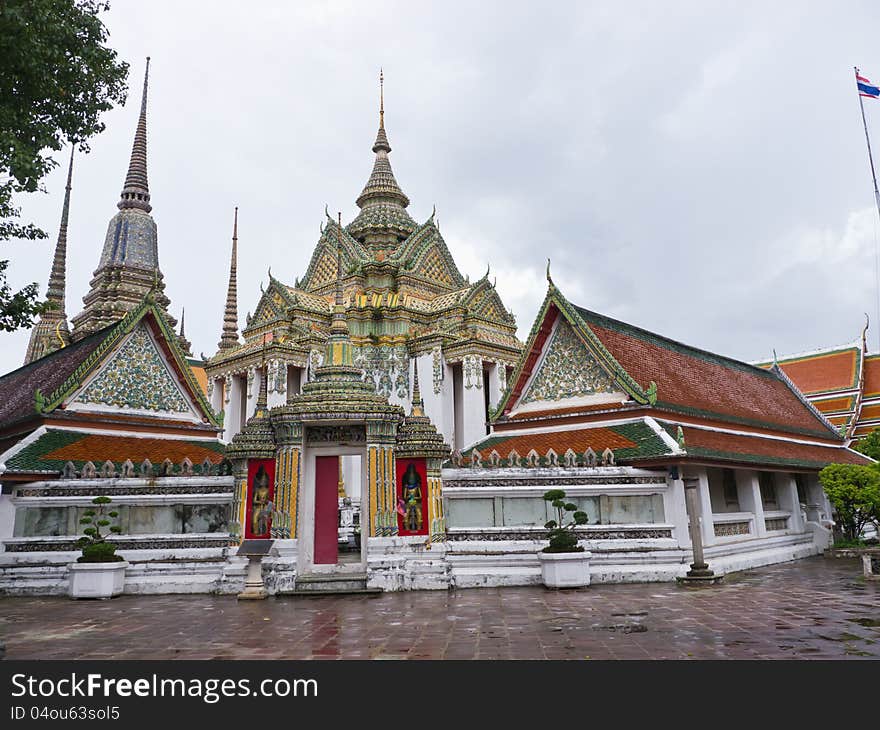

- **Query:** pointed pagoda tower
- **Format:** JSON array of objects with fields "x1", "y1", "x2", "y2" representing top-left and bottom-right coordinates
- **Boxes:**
[
  {"x1": 71, "y1": 57, "x2": 176, "y2": 340},
  {"x1": 24, "y1": 148, "x2": 75, "y2": 364},
  {"x1": 217, "y1": 207, "x2": 241, "y2": 351},
  {"x1": 347, "y1": 70, "x2": 417, "y2": 250}
]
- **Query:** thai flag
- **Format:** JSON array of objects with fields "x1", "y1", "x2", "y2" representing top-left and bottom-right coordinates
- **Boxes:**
[{"x1": 857, "y1": 73, "x2": 880, "y2": 99}]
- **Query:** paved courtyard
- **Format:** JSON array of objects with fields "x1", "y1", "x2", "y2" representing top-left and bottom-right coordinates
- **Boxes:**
[{"x1": 1, "y1": 556, "x2": 878, "y2": 660}]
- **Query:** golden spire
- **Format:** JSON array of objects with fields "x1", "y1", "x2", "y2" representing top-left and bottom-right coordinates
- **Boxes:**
[{"x1": 379, "y1": 67, "x2": 385, "y2": 130}]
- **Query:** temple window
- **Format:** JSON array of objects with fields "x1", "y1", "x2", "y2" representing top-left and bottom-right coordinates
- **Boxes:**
[
  {"x1": 708, "y1": 468, "x2": 741, "y2": 512},
  {"x1": 758, "y1": 471, "x2": 778, "y2": 509},
  {"x1": 794, "y1": 473, "x2": 807, "y2": 504}
]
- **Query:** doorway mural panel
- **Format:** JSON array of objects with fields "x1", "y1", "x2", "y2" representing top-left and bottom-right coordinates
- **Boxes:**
[
  {"x1": 396, "y1": 457, "x2": 429, "y2": 536},
  {"x1": 245, "y1": 458, "x2": 276, "y2": 540}
]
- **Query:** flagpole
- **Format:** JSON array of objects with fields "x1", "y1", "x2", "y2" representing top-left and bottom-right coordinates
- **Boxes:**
[
  {"x1": 856, "y1": 67, "x2": 880, "y2": 219},
  {"x1": 855, "y1": 66, "x2": 880, "y2": 352}
]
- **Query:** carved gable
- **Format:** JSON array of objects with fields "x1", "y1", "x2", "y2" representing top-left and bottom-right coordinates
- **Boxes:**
[
  {"x1": 419, "y1": 247, "x2": 455, "y2": 286},
  {"x1": 72, "y1": 323, "x2": 197, "y2": 415},
  {"x1": 522, "y1": 318, "x2": 617, "y2": 403}
]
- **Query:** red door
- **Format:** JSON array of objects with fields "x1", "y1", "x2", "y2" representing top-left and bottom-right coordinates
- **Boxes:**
[{"x1": 314, "y1": 456, "x2": 339, "y2": 564}]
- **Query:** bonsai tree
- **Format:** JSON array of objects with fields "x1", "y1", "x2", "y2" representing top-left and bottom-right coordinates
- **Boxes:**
[
  {"x1": 542, "y1": 489, "x2": 589, "y2": 552},
  {"x1": 818, "y1": 464, "x2": 880, "y2": 544},
  {"x1": 77, "y1": 495, "x2": 123, "y2": 562}
]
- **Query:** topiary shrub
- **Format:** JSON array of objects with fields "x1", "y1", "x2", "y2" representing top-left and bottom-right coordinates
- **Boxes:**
[
  {"x1": 541, "y1": 489, "x2": 589, "y2": 553},
  {"x1": 77, "y1": 495, "x2": 124, "y2": 563}
]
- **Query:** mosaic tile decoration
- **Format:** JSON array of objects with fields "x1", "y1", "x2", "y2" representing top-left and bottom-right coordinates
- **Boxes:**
[
  {"x1": 522, "y1": 318, "x2": 617, "y2": 403},
  {"x1": 76, "y1": 323, "x2": 191, "y2": 413}
]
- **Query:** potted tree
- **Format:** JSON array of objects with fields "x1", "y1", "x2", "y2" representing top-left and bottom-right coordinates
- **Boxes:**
[
  {"x1": 69, "y1": 495, "x2": 128, "y2": 599},
  {"x1": 536, "y1": 489, "x2": 591, "y2": 588}
]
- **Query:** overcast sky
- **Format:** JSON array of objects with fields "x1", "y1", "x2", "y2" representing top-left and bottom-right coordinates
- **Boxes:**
[{"x1": 3, "y1": 0, "x2": 880, "y2": 376}]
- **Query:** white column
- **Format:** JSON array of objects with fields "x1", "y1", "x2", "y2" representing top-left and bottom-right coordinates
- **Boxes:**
[
  {"x1": 664, "y1": 472, "x2": 691, "y2": 547},
  {"x1": 246, "y1": 367, "x2": 261, "y2": 419},
  {"x1": 778, "y1": 473, "x2": 804, "y2": 532},
  {"x1": 267, "y1": 361, "x2": 286, "y2": 408},
  {"x1": 460, "y1": 354, "x2": 486, "y2": 450},
  {"x1": 210, "y1": 376, "x2": 223, "y2": 415},
  {"x1": 736, "y1": 469, "x2": 766, "y2": 538},
  {"x1": 418, "y1": 352, "x2": 454, "y2": 446},
  {"x1": 287, "y1": 365, "x2": 302, "y2": 398},
  {"x1": 486, "y1": 360, "x2": 503, "y2": 413},
  {"x1": 694, "y1": 467, "x2": 716, "y2": 547},
  {"x1": 225, "y1": 374, "x2": 244, "y2": 443}
]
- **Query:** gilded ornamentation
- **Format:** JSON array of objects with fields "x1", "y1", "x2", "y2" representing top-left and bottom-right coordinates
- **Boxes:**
[
  {"x1": 354, "y1": 345, "x2": 409, "y2": 398},
  {"x1": 463, "y1": 354, "x2": 482, "y2": 389},
  {"x1": 522, "y1": 319, "x2": 616, "y2": 403},
  {"x1": 77, "y1": 323, "x2": 190, "y2": 413},
  {"x1": 432, "y1": 347, "x2": 443, "y2": 394}
]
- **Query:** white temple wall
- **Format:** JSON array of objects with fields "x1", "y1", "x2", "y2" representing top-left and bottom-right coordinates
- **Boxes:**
[
  {"x1": 0, "y1": 491, "x2": 14, "y2": 541},
  {"x1": 416, "y1": 353, "x2": 454, "y2": 447},
  {"x1": 459, "y1": 358, "x2": 488, "y2": 451},
  {"x1": 486, "y1": 361, "x2": 503, "y2": 413},
  {"x1": 246, "y1": 367, "x2": 262, "y2": 419},
  {"x1": 223, "y1": 373, "x2": 244, "y2": 443}
]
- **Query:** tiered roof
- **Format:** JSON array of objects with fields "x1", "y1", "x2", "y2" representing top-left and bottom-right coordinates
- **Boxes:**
[
  {"x1": 755, "y1": 326, "x2": 880, "y2": 440},
  {"x1": 469, "y1": 281, "x2": 871, "y2": 471}
]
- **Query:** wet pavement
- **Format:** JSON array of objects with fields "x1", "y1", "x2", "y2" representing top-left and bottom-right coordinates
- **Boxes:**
[{"x1": 1, "y1": 556, "x2": 877, "y2": 659}]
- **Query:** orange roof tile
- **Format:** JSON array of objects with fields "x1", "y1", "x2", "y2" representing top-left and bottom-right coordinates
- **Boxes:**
[
  {"x1": 863, "y1": 355, "x2": 880, "y2": 396},
  {"x1": 675, "y1": 426, "x2": 870, "y2": 468},
  {"x1": 774, "y1": 349, "x2": 859, "y2": 394}
]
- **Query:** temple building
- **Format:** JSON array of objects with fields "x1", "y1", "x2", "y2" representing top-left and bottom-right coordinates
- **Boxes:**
[
  {"x1": 0, "y1": 60, "x2": 230, "y2": 595},
  {"x1": 206, "y1": 73, "x2": 522, "y2": 459},
  {"x1": 754, "y1": 324, "x2": 880, "y2": 441},
  {"x1": 0, "y1": 66, "x2": 866, "y2": 595},
  {"x1": 441, "y1": 277, "x2": 869, "y2": 585}
]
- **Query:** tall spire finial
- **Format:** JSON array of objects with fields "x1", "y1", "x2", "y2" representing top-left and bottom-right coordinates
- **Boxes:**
[
  {"x1": 218, "y1": 206, "x2": 241, "y2": 350},
  {"x1": 371, "y1": 68, "x2": 391, "y2": 154},
  {"x1": 411, "y1": 360, "x2": 425, "y2": 417},
  {"x1": 24, "y1": 146, "x2": 74, "y2": 364},
  {"x1": 118, "y1": 57, "x2": 151, "y2": 212},
  {"x1": 46, "y1": 147, "x2": 74, "y2": 310},
  {"x1": 179, "y1": 308, "x2": 186, "y2": 337}
]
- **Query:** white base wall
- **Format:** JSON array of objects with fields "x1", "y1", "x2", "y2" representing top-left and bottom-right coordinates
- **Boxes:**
[{"x1": 0, "y1": 531, "x2": 824, "y2": 595}]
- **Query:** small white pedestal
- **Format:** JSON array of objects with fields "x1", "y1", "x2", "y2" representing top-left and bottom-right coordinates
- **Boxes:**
[
  {"x1": 537, "y1": 551, "x2": 591, "y2": 589},
  {"x1": 69, "y1": 561, "x2": 128, "y2": 599}
]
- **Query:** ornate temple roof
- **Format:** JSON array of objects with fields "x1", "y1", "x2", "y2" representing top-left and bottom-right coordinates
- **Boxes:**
[
  {"x1": 756, "y1": 323, "x2": 880, "y2": 440},
  {"x1": 0, "y1": 296, "x2": 218, "y2": 438},
  {"x1": 485, "y1": 281, "x2": 870, "y2": 471}
]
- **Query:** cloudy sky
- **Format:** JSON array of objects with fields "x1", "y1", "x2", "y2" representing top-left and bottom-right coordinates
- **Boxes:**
[{"x1": 3, "y1": 0, "x2": 880, "y2": 375}]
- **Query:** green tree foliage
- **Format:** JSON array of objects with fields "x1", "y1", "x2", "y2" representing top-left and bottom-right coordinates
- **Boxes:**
[
  {"x1": 818, "y1": 463, "x2": 880, "y2": 542},
  {"x1": 542, "y1": 489, "x2": 589, "y2": 553},
  {"x1": 77, "y1": 494, "x2": 123, "y2": 562},
  {"x1": 853, "y1": 428, "x2": 880, "y2": 462},
  {"x1": 0, "y1": 0, "x2": 128, "y2": 330}
]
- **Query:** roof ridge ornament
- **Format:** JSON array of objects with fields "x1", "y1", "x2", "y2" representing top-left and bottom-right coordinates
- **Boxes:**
[{"x1": 546, "y1": 258, "x2": 555, "y2": 288}]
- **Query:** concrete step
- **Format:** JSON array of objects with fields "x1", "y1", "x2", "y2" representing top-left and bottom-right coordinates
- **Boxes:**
[
  {"x1": 280, "y1": 588, "x2": 383, "y2": 597},
  {"x1": 286, "y1": 572, "x2": 375, "y2": 595}
]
